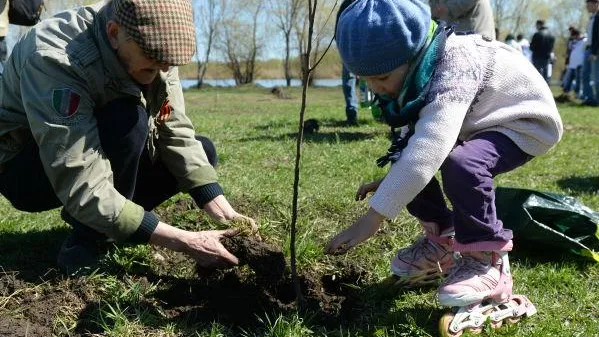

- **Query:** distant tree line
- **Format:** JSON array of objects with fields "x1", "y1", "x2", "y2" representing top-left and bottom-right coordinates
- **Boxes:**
[{"x1": 9, "y1": 0, "x2": 587, "y2": 87}]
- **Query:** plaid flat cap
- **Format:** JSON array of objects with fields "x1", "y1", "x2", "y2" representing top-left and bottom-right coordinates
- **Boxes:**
[{"x1": 114, "y1": 0, "x2": 196, "y2": 65}]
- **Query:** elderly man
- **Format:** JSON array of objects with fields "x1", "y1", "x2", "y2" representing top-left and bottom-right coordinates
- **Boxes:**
[{"x1": 0, "y1": 0, "x2": 255, "y2": 274}]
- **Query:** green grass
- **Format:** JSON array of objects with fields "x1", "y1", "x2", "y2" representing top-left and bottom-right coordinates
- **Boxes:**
[{"x1": 2, "y1": 86, "x2": 599, "y2": 336}]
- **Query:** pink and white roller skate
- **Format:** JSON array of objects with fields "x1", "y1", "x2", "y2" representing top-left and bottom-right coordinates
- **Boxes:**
[
  {"x1": 437, "y1": 240, "x2": 537, "y2": 336},
  {"x1": 383, "y1": 221, "x2": 455, "y2": 288}
]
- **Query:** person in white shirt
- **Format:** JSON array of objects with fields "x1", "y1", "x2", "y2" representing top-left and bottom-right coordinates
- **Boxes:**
[
  {"x1": 557, "y1": 29, "x2": 587, "y2": 101},
  {"x1": 516, "y1": 33, "x2": 532, "y2": 61},
  {"x1": 581, "y1": 0, "x2": 599, "y2": 105},
  {"x1": 327, "y1": 0, "x2": 562, "y2": 334},
  {"x1": 505, "y1": 33, "x2": 522, "y2": 52}
]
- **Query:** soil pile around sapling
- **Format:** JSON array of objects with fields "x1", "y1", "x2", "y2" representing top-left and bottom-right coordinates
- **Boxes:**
[
  {"x1": 219, "y1": 234, "x2": 287, "y2": 282},
  {"x1": 0, "y1": 198, "x2": 374, "y2": 335},
  {"x1": 167, "y1": 234, "x2": 370, "y2": 327}
]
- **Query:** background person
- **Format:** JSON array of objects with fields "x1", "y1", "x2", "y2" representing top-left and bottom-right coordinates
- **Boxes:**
[
  {"x1": 557, "y1": 28, "x2": 586, "y2": 102},
  {"x1": 505, "y1": 33, "x2": 523, "y2": 52},
  {"x1": 530, "y1": 19, "x2": 556, "y2": 84},
  {"x1": 581, "y1": 0, "x2": 599, "y2": 106},
  {"x1": 517, "y1": 33, "x2": 532, "y2": 60},
  {"x1": 429, "y1": 0, "x2": 495, "y2": 38},
  {"x1": 341, "y1": 64, "x2": 359, "y2": 126}
]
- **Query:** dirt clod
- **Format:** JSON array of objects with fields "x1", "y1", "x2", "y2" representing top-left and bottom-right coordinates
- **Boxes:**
[{"x1": 223, "y1": 235, "x2": 286, "y2": 282}]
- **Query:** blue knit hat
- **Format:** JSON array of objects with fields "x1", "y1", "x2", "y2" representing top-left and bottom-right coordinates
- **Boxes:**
[{"x1": 336, "y1": 0, "x2": 431, "y2": 76}]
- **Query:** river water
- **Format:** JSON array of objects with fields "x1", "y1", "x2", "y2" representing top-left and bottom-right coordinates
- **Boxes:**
[{"x1": 180, "y1": 78, "x2": 342, "y2": 89}]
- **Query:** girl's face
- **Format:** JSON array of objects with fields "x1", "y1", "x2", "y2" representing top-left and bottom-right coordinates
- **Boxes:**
[{"x1": 362, "y1": 63, "x2": 410, "y2": 99}]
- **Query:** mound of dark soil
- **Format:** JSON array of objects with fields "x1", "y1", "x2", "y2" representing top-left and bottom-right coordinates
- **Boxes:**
[
  {"x1": 0, "y1": 272, "x2": 87, "y2": 337},
  {"x1": 0, "y1": 222, "x2": 373, "y2": 335},
  {"x1": 165, "y1": 234, "x2": 369, "y2": 327},
  {"x1": 214, "y1": 235, "x2": 286, "y2": 282}
]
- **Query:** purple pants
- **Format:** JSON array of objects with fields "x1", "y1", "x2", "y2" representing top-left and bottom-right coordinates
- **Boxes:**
[{"x1": 406, "y1": 132, "x2": 532, "y2": 244}]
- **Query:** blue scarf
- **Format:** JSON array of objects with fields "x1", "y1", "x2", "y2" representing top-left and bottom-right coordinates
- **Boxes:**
[{"x1": 375, "y1": 21, "x2": 452, "y2": 167}]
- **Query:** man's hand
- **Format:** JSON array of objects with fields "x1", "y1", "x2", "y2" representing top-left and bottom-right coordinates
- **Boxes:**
[
  {"x1": 203, "y1": 194, "x2": 258, "y2": 233},
  {"x1": 355, "y1": 179, "x2": 383, "y2": 201},
  {"x1": 150, "y1": 221, "x2": 239, "y2": 269},
  {"x1": 182, "y1": 228, "x2": 240, "y2": 269},
  {"x1": 325, "y1": 208, "x2": 385, "y2": 255}
]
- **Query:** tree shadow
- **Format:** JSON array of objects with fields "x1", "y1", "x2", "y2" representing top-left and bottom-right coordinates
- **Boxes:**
[
  {"x1": 316, "y1": 117, "x2": 377, "y2": 128},
  {"x1": 239, "y1": 131, "x2": 374, "y2": 143},
  {"x1": 253, "y1": 120, "x2": 293, "y2": 131},
  {"x1": 253, "y1": 117, "x2": 381, "y2": 132},
  {"x1": 556, "y1": 176, "x2": 599, "y2": 196},
  {"x1": 0, "y1": 227, "x2": 69, "y2": 283}
]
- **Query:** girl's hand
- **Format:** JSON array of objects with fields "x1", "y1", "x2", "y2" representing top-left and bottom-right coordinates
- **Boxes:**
[
  {"x1": 355, "y1": 179, "x2": 383, "y2": 201},
  {"x1": 325, "y1": 208, "x2": 386, "y2": 255}
]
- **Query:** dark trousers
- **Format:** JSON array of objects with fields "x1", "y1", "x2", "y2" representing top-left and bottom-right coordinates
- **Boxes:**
[
  {"x1": 406, "y1": 132, "x2": 532, "y2": 244},
  {"x1": 0, "y1": 97, "x2": 217, "y2": 239},
  {"x1": 0, "y1": 36, "x2": 6, "y2": 74},
  {"x1": 341, "y1": 64, "x2": 358, "y2": 123},
  {"x1": 532, "y1": 56, "x2": 551, "y2": 84}
]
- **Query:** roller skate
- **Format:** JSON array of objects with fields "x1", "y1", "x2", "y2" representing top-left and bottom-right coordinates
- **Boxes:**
[
  {"x1": 438, "y1": 240, "x2": 537, "y2": 336},
  {"x1": 382, "y1": 221, "x2": 454, "y2": 289}
]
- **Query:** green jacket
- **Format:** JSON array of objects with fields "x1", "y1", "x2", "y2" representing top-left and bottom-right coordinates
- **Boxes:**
[{"x1": 0, "y1": 2, "x2": 218, "y2": 241}]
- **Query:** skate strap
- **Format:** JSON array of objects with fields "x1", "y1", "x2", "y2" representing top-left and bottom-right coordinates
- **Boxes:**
[
  {"x1": 452, "y1": 240, "x2": 513, "y2": 252},
  {"x1": 489, "y1": 270, "x2": 514, "y2": 303}
]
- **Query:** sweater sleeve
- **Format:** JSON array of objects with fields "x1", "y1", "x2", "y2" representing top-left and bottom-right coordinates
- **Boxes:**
[{"x1": 369, "y1": 41, "x2": 482, "y2": 218}]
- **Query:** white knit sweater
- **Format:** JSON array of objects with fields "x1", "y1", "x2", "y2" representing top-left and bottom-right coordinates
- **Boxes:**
[{"x1": 369, "y1": 33, "x2": 563, "y2": 219}]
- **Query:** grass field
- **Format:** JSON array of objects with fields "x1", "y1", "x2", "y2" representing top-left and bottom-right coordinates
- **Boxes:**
[{"x1": 1, "y1": 85, "x2": 599, "y2": 337}]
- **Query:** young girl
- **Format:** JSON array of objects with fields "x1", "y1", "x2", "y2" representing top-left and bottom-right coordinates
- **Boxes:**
[{"x1": 325, "y1": 0, "x2": 561, "y2": 334}]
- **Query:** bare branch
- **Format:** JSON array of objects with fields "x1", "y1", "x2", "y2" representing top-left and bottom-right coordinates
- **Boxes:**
[{"x1": 290, "y1": 0, "x2": 319, "y2": 304}]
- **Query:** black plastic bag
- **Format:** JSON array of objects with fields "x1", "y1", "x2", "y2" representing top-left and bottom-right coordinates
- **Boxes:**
[
  {"x1": 496, "y1": 187, "x2": 599, "y2": 261},
  {"x1": 8, "y1": 0, "x2": 43, "y2": 26}
]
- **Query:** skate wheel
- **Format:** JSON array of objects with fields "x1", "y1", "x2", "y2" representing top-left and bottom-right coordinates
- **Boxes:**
[
  {"x1": 466, "y1": 327, "x2": 482, "y2": 334},
  {"x1": 505, "y1": 316, "x2": 521, "y2": 325},
  {"x1": 482, "y1": 308, "x2": 503, "y2": 329},
  {"x1": 439, "y1": 312, "x2": 463, "y2": 337},
  {"x1": 490, "y1": 319, "x2": 503, "y2": 329}
]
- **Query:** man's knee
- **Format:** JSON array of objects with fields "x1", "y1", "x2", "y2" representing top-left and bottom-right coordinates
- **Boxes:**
[
  {"x1": 1, "y1": 189, "x2": 61, "y2": 213},
  {"x1": 195, "y1": 134, "x2": 218, "y2": 167}
]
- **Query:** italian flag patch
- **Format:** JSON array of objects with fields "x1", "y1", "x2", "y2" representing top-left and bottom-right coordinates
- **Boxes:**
[{"x1": 52, "y1": 88, "x2": 81, "y2": 117}]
